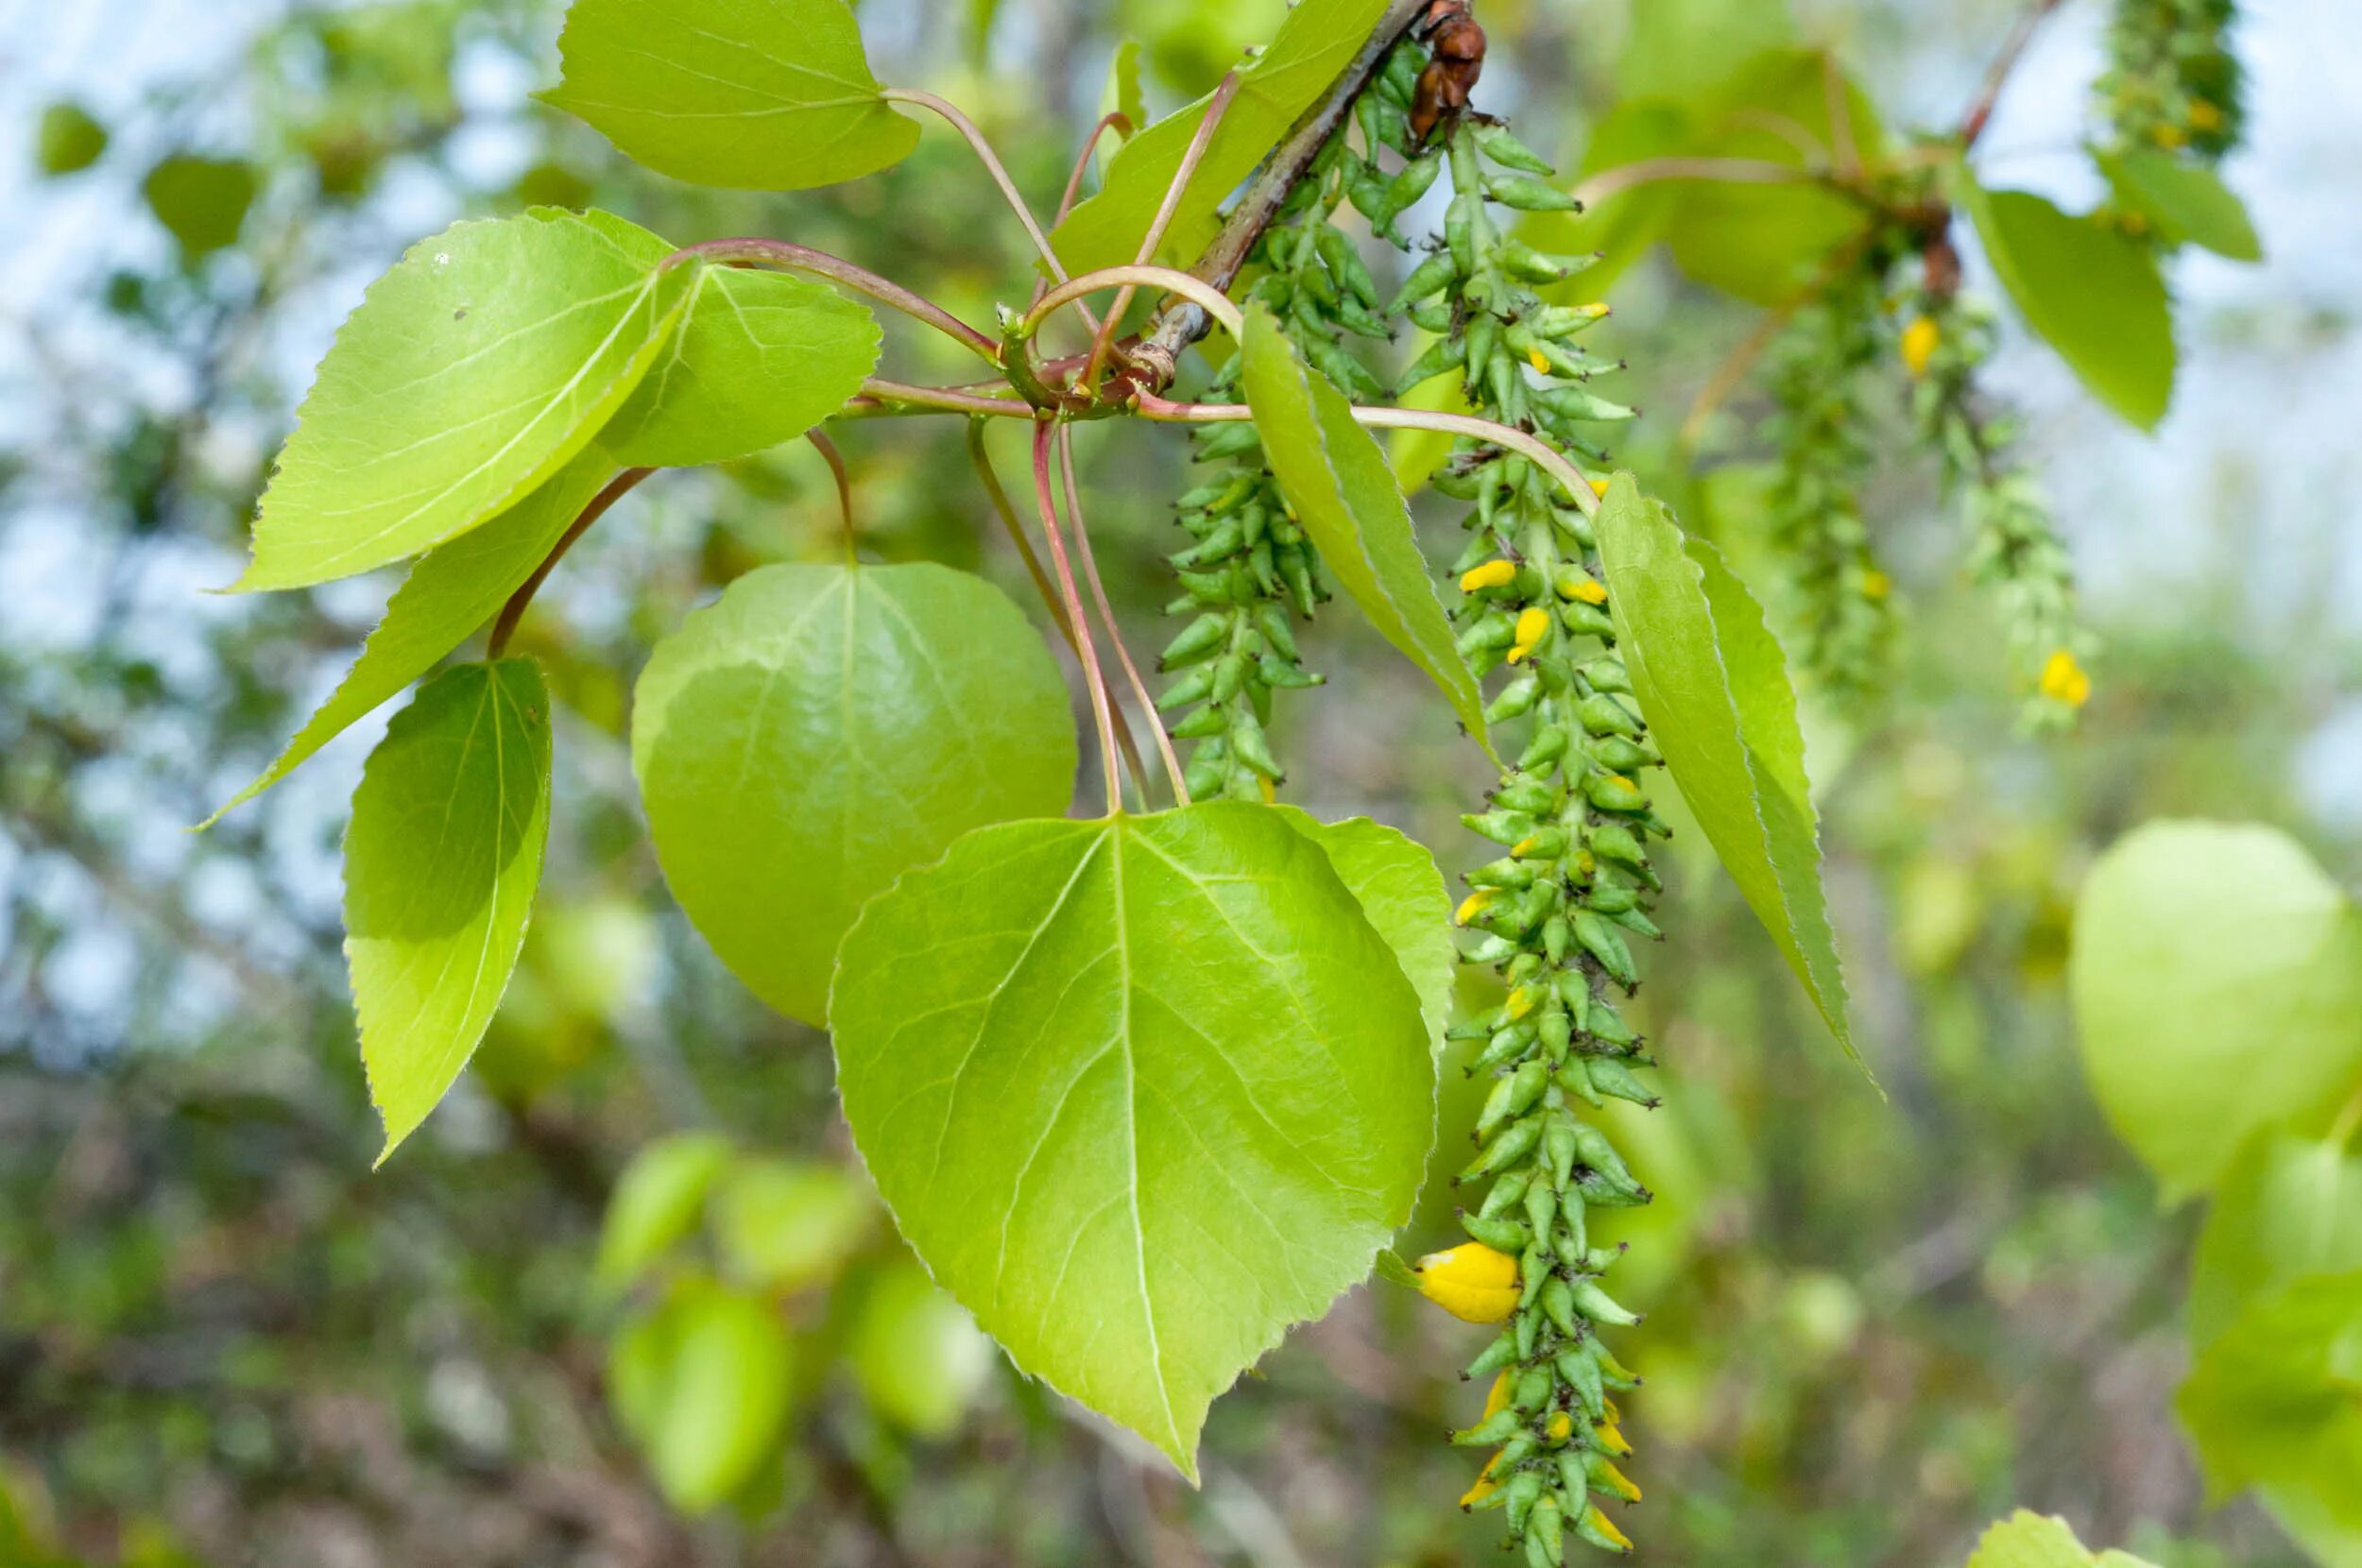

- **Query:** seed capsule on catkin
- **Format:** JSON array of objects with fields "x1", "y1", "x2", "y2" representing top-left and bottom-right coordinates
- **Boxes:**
[{"x1": 1414, "y1": 1242, "x2": 1520, "y2": 1323}]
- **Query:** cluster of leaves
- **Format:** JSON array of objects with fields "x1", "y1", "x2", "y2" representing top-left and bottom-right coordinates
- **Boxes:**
[
  {"x1": 2070, "y1": 822, "x2": 2362, "y2": 1564},
  {"x1": 1555, "y1": 0, "x2": 2258, "y2": 722}
]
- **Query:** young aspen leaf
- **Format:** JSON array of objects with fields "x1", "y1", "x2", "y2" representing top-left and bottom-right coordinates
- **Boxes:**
[
  {"x1": 830, "y1": 804, "x2": 1436, "y2": 1481},
  {"x1": 344, "y1": 659, "x2": 554, "y2": 1162},
  {"x1": 608, "y1": 1277, "x2": 796, "y2": 1512},
  {"x1": 234, "y1": 211, "x2": 690, "y2": 591},
  {"x1": 631, "y1": 563, "x2": 1075, "y2": 1027},
  {"x1": 546, "y1": 0, "x2": 921, "y2": 191}
]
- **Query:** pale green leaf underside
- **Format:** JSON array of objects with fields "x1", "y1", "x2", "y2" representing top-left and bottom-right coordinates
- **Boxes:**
[
  {"x1": 1239, "y1": 302, "x2": 1492, "y2": 756},
  {"x1": 1274, "y1": 808, "x2": 1455, "y2": 1052},
  {"x1": 830, "y1": 805, "x2": 1435, "y2": 1479},
  {"x1": 1963, "y1": 1510, "x2": 2161, "y2": 1568},
  {"x1": 632, "y1": 562, "x2": 1076, "y2": 1027},
  {"x1": 1964, "y1": 183, "x2": 2176, "y2": 431},
  {"x1": 1592, "y1": 473, "x2": 1856, "y2": 1067},
  {"x1": 236, "y1": 210, "x2": 687, "y2": 591},
  {"x1": 207, "y1": 450, "x2": 614, "y2": 826},
  {"x1": 345, "y1": 659, "x2": 554, "y2": 1160},
  {"x1": 2068, "y1": 820, "x2": 2362, "y2": 1202},
  {"x1": 546, "y1": 0, "x2": 920, "y2": 191},
  {"x1": 601, "y1": 263, "x2": 881, "y2": 468},
  {"x1": 1052, "y1": 0, "x2": 1392, "y2": 276}
]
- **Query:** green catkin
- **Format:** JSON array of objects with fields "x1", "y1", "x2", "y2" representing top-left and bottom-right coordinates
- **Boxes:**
[
  {"x1": 1413, "y1": 110, "x2": 1654, "y2": 1560},
  {"x1": 1160, "y1": 115, "x2": 1424, "y2": 800},
  {"x1": 1757, "y1": 255, "x2": 1899, "y2": 709},
  {"x1": 1903, "y1": 289, "x2": 2094, "y2": 725},
  {"x1": 2097, "y1": 0, "x2": 2244, "y2": 163}
]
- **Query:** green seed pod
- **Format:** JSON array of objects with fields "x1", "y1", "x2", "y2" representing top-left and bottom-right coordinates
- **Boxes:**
[
  {"x1": 1584, "y1": 1056, "x2": 1659, "y2": 1107},
  {"x1": 1557, "y1": 1344, "x2": 1607, "y2": 1420},
  {"x1": 1560, "y1": 600, "x2": 1617, "y2": 638},
  {"x1": 1583, "y1": 772, "x2": 1650, "y2": 815},
  {"x1": 1452, "y1": 1408, "x2": 1524, "y2": 1447},
  {"x1": 1158, "y1": 664, "x2": 1216, "y2": 711},
  {"x1": 1571, "y1": 1122, "x2": 1638, "y2": 1189},
  {"x1": 1390, "y1": 249, "x2": 1460, "y2": 313},
  {"x1": 1486, "y1": 677, "x2": 1541, "y2": 723},
  {"x1": 1475, "y1": 123, "x2": 1557, "y2": 176},
  {"x1": 1466, "y1": 857, "x2": 1537, "y2": 891},
  {"x1": 1589, "y1": 823, "x2": 1649, "y2": 870},
  {"x1": 1573, "y1": 911, "x2": 1636, "y2": 985},
  {"x1": 1576, "y1": 693, "x2": 1642, "y2": 737},
  {"x1": 1479, "y1": 1168, "x2": 1532, "y2": 1220},
  {"x1": 1229, "y1": 720, "x2": 1284, "y2": 781},
  {"x1": 1463, "y1": 1114, "x2": 1543, "y2": 1181},
  {"x1": 1570, "y1": 1278, "x2": 1641, "y2": 1328},
  {"x1": 1465, "y1": 1330, "x2": 1521, "y2": 1379},
  {"x1": 1483, "y1": 173, "x2": 1581, "y2": 212},
  {"x1": 1589, "y1": 735, "x2": 1658, "y2": 775},
  {"x1": 1504, "y1": 1469, "x2": 1549, "y2": 1536},
  {"x1": 1170, "y1": 706, "x2": 1227, "y2": 741},
  {"x1": 1462, "y1": 810, "x2": 1535, "y2": 847}
]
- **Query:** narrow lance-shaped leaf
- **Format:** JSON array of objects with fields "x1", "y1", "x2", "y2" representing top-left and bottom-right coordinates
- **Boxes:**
[
  {"x1": 830, "y1": 804, "x2": 1436, "y2": 1480},
  {"x1": 204, "y1": 449, "x2": 615, "y2": 825},
  {"x1": 545, "y1": 0, "x2": 921, "y2": 191},
  {"x1": 1591, "y1": 473, "x2": 1857, "y2": 1068},
  {"x1": 1052, "y1": 0, "x2": 1392, "y2": 275},
  {"x1": 1963, "y1": 182, "x2": 2176, "y2": 431},
  {"x1": 234, "y1": 210, "x2": 689, "y2": 591},
  {"x1": 344, "y1": 658, "x2": 554, "y2": 1161},
  {"x1": 1238, "y1": 301, "x2": 1493, "y2": 756},
  {"x1": 632, "y1": 562, "x2": 1077, "y2": 1027}
]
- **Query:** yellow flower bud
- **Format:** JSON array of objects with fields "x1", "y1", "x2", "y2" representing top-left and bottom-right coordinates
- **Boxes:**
[
  {"x1": 1460, "y1": 558, "x2": 1518, "y2": 592},
  {"x1": 1483, "y1": 1372, "x2": 1512, "y2": 1420},
  {"x1": 1593, "y1": 1418, "x2": 1633, "y2": 1457},
  {"x1": 1593, "y1": 1460, "x2": 1643, "y2": 1503},
  {"x1": 1412, "y1": 1242, "x2": 1520, "y2": 1323},
  {"x1": 1860, "y1": 569, "x2": 1891, "y2": 602},
  {"x1": 1585, "y1": 1508, "x2": 1635, "y2": 1552},
  {"x1": 1258, "y1": 775, "x2": 1276, "y2": 805},
  {"x1": 1455, "y1": 890, "x2": 1498, "y2": 927},
  {"x1": 2188, "y1": 99, "x2": 2225, "y2": 131},
  {"x1": 1507, "y1": 606, "x2": 1550, "y2": 664},
  {"x1": 1545, "y1": 1410, "x2": 1574, "y2": 1442},
  {"x1": 2039, "y1": 648, "x2": 2092, "y2": 708},
  {"x1": 1586, "y1": 475, "x2": 1610, "y2": 499},
  {"x1": 2150, "y1": 121, "x2": 2187, "y2": 148},
  {"x1": 1529, "y1": 346, "x2": 1552, "y2": 375},
  {"x1": 1901, "y1": 315, "x2": 1941, "y2": 378},
  {"x1": 1459, "y1": 1473, "x2": 1498, "y2": 1508},
  {"x1": 1561, "y1": 573, "x2": 1610, "y2": 606},
  {"x1": 1504, "y1": 986, "x2": 1538, "y2": 1020}
]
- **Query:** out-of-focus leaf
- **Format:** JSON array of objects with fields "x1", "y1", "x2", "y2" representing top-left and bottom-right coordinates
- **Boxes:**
[
  {"x1": 2068, "y1": 822, "x2": 2362, "y2": 1201},
  {"x1": 1661, "y1": 50, "x2": 1885, "y2": 306},
  {"x1": 546, "y1": 0, "x2": 919, "y2": 191},
  {"x1": 36, "y1": 103, "x2": 107, "y2": 176},
  {"x1": 608, "y1": 1278, "x2": 796, "y2": 1511},
  {"x1": 595, "y1": 1133, "x2": 735, "y2": 1293},
  {"x1": 849, "y1": 1260, "x2": 997, "y2": 1437},
  {"x1": 713, "y1": 1159, "x2": 872, "y2": 1294},
  {"x1": 2190, "y1": 1130, "x2": 2362, "y2": 1344},
  {"x1": 1617, "y1": 0, "x2": 1794, "y2": 101},
  {"x1": 2178, "y1": 1270, "x2": 2362, "y2": 1528},
  {"x1": 2097, "y1": 148, "x2": 2262, "y2": 261},
  {"x1": 1962, "y1": 1510, "x2": 2161, "y2": 1568},
  {"x1": 1530, "y1": 98, "x2": 1697, "y2": 302},
  {"x1": 1963, "y1": 182, "x2": 2176, "y2": 430},
  {"x1": 143, "y1": 155, "x2": 258, "y2": 257}
]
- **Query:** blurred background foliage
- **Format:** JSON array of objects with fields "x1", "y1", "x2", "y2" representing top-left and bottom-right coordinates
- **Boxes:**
[{"x1": 2, "y1": 0, "x2": 2357, "y2": 1563}]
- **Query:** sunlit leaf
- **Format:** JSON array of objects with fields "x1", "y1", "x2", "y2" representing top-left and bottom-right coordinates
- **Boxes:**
[
  {"x1": 1592, "y1": 473, "x2": 1857, "y2": 1066},
  {"x1": 830, "y1": 804, "x2": 1435, "y2": 1478},
  {"x1": 546, "y1": 0, "x2": 920, "y2": 191},
  {"x1": 2097, "y1": 148, "x2": 2262, "y2": 262},
  {"x1": 1238, "y1": 301, "x2": 1492, "y2": 754},
  {"x1": 1274, "y1": 808, "x2": 1454, "y2": 1052},
  {"x1": 713, "y1": 1158, "x2": 873, "y2": 1294},
  {"x1": 344, "y1": 659, "x2": 554, "y2": 1160},
  {"x1": 2178, "y1": 1270, "x2": 2362, "y2": 1528},
  {"x1": 233, "y1": 211, "x2": 689, "y2": 590},
  {"x1": 2191, "y1": 1130, "x2": 2362, "y2": 1344},
  {"x1": 632, "y1": 562, "x2": 1076, "y2": 1026},
  {"x1": 1963, "y1": 1510, "x2": 2160, "y2": 1568},
  {"x1": 599, "y1": 262, "x2": 881, "y2": 468}
]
